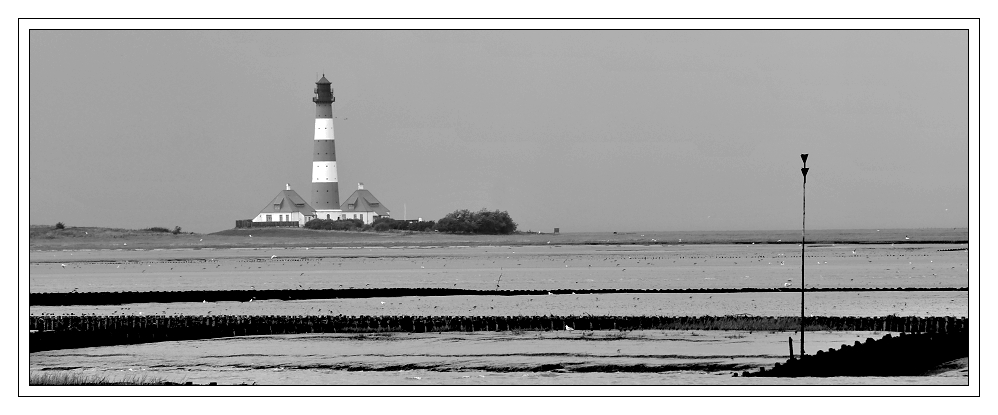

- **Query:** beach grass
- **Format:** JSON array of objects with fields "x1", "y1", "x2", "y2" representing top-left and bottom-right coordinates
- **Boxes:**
[
  {"x1": 29, "y1": 371, "x2": 175, "y2": 386},
  {"x1": 28, "y1": 224, "x2": 968, "y2": 251}
]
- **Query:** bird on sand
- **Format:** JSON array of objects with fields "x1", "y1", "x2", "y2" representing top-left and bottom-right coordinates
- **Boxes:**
[
  {"x1": 61, "y1": 264, "x2": 66, "y2": 268},
  {"x1": 565, "y1": 325, "x2": 575, "y2": 331}
]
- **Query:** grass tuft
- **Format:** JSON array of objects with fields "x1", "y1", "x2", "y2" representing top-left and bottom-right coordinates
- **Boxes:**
[{"x1": 29, "y1": 371, "x2": 173, "y2": 386}]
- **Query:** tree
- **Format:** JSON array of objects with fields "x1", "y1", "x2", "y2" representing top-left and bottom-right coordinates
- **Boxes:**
[
  {"x1": 434, "y1": 208, "x2": 517, "y2": 234},
  {"x1": 54, "y1": 222, "x2": 65, "y2": 230}
]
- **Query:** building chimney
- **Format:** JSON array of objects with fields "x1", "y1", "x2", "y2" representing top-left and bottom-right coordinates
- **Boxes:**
[
  {"x1": 286, "y1": 183, "x2": 291, "y2": 190},
  {"x1": 358, "y1": 182, "x2": 364, "y2": 190}
]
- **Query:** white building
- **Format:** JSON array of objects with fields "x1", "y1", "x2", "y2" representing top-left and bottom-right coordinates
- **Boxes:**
[
  {"x1": 250, "y1": 184, "x2": 316, "y2": 226},
  {"x1": 338, "y1": 183, "x2": 391, "y2": 225}
]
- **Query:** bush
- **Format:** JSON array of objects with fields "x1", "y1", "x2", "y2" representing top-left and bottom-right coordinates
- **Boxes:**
[
  {"x1": 172, "y1": 226, "x2": 182, "y2": 235},
  {"x1": 434, "y1": 209, "x2": 517, "y2": 234},
  {"x1": 304, "y1": 218, "x2": 365, "y2": 231},
  {"x1": 144, "y1": 227, "x2": 171, "y2": 233},
  {"x1": 371, "y1": 218, "x2": 436, "y2": 233},
  {"x1": 54, "y1": 222, "x2": 65, "y2": 230}
]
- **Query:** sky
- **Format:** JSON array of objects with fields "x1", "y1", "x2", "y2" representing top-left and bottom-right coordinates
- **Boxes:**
[{"x1": 27, "y1": 29, "x2": 971, "y2": 233}]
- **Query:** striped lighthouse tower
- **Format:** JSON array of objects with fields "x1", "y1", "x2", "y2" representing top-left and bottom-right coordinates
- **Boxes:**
[{"x1": 311, "y1": 75, "x2": 340, "y2": 219}]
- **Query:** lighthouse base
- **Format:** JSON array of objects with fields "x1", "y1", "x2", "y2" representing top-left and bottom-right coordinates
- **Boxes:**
[{"x1": 314, "y1": 209, "x2": 344, "y2": 221}]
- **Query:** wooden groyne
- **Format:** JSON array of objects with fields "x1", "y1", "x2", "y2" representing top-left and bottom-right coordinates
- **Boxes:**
[
  {"x1": 29, "y1": 286, "x2": 969, "y2": 307},
  {"x1": 28, "y1": 314, "x2": 968, "y2": 352},
  {"x1": 742, "y1": 330, "x2": 969, "y2": 377}
]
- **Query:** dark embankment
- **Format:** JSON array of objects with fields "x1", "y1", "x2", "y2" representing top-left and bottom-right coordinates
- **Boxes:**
[
  {"x1": 742, "y1": 330, "x2": 969, "y2": 377},
  {"x1": 28, "y1": 314, "x2": 968, "y2": 352},
  {"x1": 30, "y1": 286, "x2": 970, "y2": 307}
]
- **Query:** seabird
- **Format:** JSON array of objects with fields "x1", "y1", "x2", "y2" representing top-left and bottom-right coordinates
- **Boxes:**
[{"x1": 565, "y1": 325, "x2": 575, "y2": 331}]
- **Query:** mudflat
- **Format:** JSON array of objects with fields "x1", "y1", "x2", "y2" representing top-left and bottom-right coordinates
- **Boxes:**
[
  {"x1": 30, "y1": 242, "x2": 969, "y2": 293},
  {"x1": 27, "y1": 227, "x2": 970, "y2": 385}
]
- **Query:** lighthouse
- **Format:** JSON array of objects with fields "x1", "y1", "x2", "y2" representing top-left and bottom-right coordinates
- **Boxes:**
[{"x1": 311, "y1": 75, "x2": 341, "y2": 219}]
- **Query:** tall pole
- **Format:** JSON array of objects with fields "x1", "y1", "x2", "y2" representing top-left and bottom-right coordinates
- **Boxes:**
[{"x1": 800, "y1": 154, "x2": 809, "y2": 357}]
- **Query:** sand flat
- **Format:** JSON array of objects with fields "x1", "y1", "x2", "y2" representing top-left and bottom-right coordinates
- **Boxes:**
[{"x1": 29, "y1": 244, "x2": 969, "y2": 294}]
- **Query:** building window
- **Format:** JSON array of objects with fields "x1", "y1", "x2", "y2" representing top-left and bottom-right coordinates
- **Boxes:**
[
  {"x1": 326, "y1": 214, "x2": 330, "y2": 219},
  {"x1": 266, "y1": 215, "x2": 272, "y2": 222}
]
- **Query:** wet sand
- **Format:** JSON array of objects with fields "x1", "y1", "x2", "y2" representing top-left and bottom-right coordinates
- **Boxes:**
[{"x1": 28, "y1": 330, "x2": 965, "y2": 386}]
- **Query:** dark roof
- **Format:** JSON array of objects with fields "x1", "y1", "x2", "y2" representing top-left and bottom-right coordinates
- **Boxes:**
[
  {"x1": 316, "y1": 75, "x2": 330, "y2": 84},
  {"x1": 258, "y1": 189, "x2": 316, "y2": 215},
  {"x1": 340, "y1": 189, "x2": 390, "y2": 216}
]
